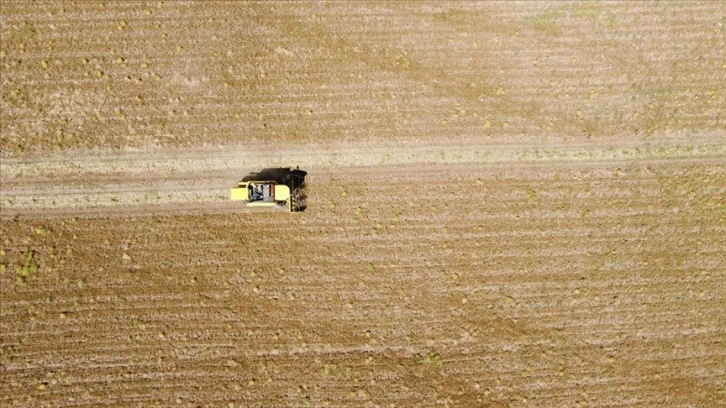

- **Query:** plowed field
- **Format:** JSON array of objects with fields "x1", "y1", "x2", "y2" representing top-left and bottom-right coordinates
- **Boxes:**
[{"x1": 1, "y1": 2, "x2": 724, "y2": 407}]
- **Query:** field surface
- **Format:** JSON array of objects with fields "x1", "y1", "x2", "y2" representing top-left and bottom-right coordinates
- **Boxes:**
[{"x1": 1, "y1": 1, "x2": 725, "y2": 407}]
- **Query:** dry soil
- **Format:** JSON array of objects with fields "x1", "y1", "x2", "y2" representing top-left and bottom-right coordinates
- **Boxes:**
[{"x1": 1, "y1": 2, "x2": 724, "y2": 407}]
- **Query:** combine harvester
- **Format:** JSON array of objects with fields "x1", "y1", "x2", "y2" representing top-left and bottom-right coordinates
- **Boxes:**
[{"x1": 230, "y1": 167, "x2": 308, "y2": 212}]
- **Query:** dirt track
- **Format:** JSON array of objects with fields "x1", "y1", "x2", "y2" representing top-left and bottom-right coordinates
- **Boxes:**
[{"x1": 1, "y1": 2, "x2": 725, "y2": 407}]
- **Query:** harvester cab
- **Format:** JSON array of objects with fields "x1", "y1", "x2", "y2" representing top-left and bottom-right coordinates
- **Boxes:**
[{"x1": 230, "y1": 167, "x2": 307, "y2": 212}]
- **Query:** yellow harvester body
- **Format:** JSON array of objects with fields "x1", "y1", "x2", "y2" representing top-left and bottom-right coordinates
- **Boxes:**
[{"x1": 230, "y1": 168, "x2": 307, "y2": 212}]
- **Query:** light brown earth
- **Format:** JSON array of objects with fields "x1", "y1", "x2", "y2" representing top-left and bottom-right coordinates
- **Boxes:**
[{"x1": 1, "y1": 1, "x2": 724, "y2": 407}]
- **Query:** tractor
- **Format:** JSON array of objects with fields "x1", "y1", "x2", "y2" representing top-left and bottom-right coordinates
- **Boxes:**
[{"x1": 230, "y1": 167, "x2": 307, "y2": 212}]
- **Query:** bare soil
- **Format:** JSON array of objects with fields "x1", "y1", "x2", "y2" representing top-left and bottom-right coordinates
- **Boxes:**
[{"x1": 1, "y1": 2, "x2": 724, "y2": 407}]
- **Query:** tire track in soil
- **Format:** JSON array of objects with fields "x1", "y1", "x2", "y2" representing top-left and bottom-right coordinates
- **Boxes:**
[{"x1": 1, "y1": 137, "x2": 723, "y2": 218}]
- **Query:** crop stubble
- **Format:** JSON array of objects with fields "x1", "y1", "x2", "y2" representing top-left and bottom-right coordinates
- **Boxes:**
[
  {"x1": 1, "y1": 1, "x2": 725, "y2": 407},
  {"x1": 1, "y1": 1, "x2": 723, "y2": 152},
  {"x1": 2, "y1": 160, "x2": 725, "y2": 406}
]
